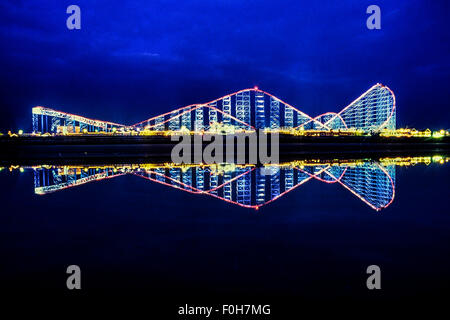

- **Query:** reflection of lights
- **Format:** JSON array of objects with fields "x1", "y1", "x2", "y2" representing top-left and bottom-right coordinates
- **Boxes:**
[{"x1": 25, "y1": 156, "x2": 450, "y2": 211}]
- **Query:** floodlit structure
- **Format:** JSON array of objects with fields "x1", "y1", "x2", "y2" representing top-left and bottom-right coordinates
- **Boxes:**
[{"x1": 32, "y1": 83, "x2": 396, "y2": 134}]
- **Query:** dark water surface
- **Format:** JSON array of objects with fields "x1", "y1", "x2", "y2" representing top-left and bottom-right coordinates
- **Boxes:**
[{"x1": 0, "y1": 158, "x2": 449, "y2": 304}]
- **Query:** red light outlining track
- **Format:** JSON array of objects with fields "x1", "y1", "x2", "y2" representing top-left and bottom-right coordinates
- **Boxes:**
[{"x1": 33, "y1": 83, "x2": 396, "y2": 134}]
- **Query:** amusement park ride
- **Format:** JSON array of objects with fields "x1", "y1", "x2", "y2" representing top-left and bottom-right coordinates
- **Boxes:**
[{"x1": 30, "y1": 83, "x2": 398, "y2": 136}]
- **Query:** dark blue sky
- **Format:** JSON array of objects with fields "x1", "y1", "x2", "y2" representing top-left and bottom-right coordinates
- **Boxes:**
[{"x1": 0, "y1": 0, "x2": 449, "y2": 131}]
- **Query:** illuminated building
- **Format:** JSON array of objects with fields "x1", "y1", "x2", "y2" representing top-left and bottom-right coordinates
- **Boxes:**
[
  {"x1": 196, "y1": 167, "x2": 204, "y2": 190},
  {"x1": 236, "y1": 91, "x2": 251, "y2": 130},
  {"x1": 284, "y1": 106, "x2": 294, "y2": 128},
  {"x1": 181, "y1": 108, "x2": 191, "y2": 131},
  {"x1": 255, "y1": 91, "x2": 265, "y2": 129},
  {"x1": 169, "y1": 111, "x2": 180, "y2": 131},
  {"x1": 270, "y1": 97, "x2": 280, "y2": 130},
  {"x1": 208, "y1": 102, "x2": 218, "y2": 126},
  {"x1": 222, "y1": 96, "x2": 232, "y2": 125},
  {"x1": 194, "y1": 107, "x2": 204, "y2": 131},
  {"x1": 155, "y1": 116, "x2": 165, "y2": 131}
]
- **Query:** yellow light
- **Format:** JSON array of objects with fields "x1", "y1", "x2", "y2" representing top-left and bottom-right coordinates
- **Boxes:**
[
  {"x1": 18, "y1": 130, "x2": 23, "y2": 135},
  {"x1": 19, "y1": 167, "x2": 24, "y2": 173},
  {"x1": 433, "y1": 131, "x2": 444, "y2": 138}
]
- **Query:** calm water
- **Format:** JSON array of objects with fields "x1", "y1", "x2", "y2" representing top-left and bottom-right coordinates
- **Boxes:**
[{"x1": 0, "y1": 157, "x2": 449, "y2": 303}]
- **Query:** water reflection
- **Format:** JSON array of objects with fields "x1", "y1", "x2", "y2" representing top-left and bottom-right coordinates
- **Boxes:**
[{"x1": 5, "y1": 155, "x2": 445, "y2": 211}]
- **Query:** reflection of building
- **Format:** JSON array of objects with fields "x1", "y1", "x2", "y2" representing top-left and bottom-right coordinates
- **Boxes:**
[
  {"x1": 285, "y1": 168, "x2": 294, "y2": 191},
  {"x1": 196, "y1": 167, "x2": 204, "y2": 190},
  {"x1": 236, "y1": 167, "x2": 251, "y2": 205},
  {"x1": 31, "y1": 158, "x2": 400, "y2": 211},
  {"x1": 33, "y1": 84, "x2": 396, "y2": 134},
  {"x1": 170, "y1": 168, "x2": 181, "y2": 185},
  {"x1": 270, "y1": 168, "x2": 280, "y2": 198},
  {"x1": 223, "y1": 171, "x2": 232, "y2": 201},
  {"x1": 256, "y1": 169, "x2": 266, "y2": 205},
  {"x1": 182, "y1": 169, "x2": 192, "y2": 190}
]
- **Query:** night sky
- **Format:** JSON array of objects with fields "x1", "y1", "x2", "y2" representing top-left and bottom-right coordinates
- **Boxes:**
[{"x1": 0, "y1": 0, "x2": 449, "y2": 132}]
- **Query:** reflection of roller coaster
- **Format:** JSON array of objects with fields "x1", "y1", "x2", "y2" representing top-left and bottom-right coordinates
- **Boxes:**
[
  {"x1": 26, "y1": 157, "x2": 415, "y2": 211},
  {"x1": 32, "y1": 83, "x2": 395, "y2": 135}
]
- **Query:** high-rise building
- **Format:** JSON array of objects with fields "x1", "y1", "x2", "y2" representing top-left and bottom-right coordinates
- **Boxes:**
[
  {"x1": 169, "y1": 111, "x2": 180, "y2": 131},
  {"x1": 270, "y1": 97, "x2": 280, "y2": 129},
  {"x1": 256, "y1": 169, "x2": 266, "y2": 205},
  {"x1": 196, "y1": 167, "x2": 204, "y2": 190},
  {"x1": 194, "y1": 107, "x2": 204, "y2": 131},
  {"x1": 181, "y1": 109, "x2": 191, "y2": 130},
  {"x1": 284, "y1": 106, "x2": 294, "y2": 128},
  {"x1": 236, "y1": 91, "x2": 251, "y2": 129},
  {"x1": 222, "y1": 96, "x2": 231, "y2": 125},
  {"x1": 255, "y1": 92, "x2": 265, "y2": 129},
  {"x1": 208, "y1": 102, "x2": 218, "y2": 126},
  {"x1": 154, "y1": 116, "x2": 165, "y2": 131}
]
